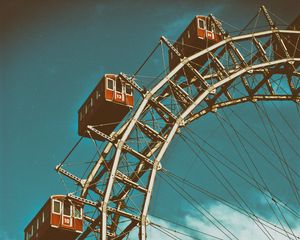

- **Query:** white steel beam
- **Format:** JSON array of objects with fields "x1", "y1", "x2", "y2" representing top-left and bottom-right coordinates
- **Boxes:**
[
  {"x1": 81, "y1": 27, "x2": 299, "y2": 239},
  {"x1": 139, "y1": 57, "x2": 300, "y2": 239}
]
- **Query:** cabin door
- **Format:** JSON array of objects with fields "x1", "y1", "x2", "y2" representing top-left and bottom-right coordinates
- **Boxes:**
[
  {"x1": 62, "y1": 201, "x2": 73, "y2": 229},
  {"x1": 114, "y1": 80, "x2": 126, "y2": 104}
]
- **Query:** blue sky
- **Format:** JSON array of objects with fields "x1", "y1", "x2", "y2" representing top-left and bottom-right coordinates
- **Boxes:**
[{"x1": 1, "y1": 0, "x2": 300, "y2": 239}]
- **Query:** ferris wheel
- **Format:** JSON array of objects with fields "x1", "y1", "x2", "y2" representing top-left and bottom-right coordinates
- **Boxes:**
[{"x1": 26, "y1": 5, "x2": 300, "y2": 240}]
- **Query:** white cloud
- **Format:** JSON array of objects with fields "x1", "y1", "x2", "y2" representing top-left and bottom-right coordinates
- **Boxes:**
[{"x1": 147, "y1": 203, "x2": 300, "y2": 240}]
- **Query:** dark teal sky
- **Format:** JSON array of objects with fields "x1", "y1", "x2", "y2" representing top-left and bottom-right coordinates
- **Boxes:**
[{"x1": 1, "y1": 0, "x2": 300, "y2": 239}]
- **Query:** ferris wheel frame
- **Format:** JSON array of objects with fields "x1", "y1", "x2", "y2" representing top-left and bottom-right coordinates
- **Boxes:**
[{"x1": 56, "y1": 6, "x2": 300, "y2": 240}]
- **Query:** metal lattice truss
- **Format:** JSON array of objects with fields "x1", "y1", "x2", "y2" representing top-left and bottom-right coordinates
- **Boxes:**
[{"x1": 57, "y1": 6, "x2": 300, "y2": 240}]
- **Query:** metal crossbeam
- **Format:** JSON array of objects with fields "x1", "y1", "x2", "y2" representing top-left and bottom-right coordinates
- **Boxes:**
[
  {"x1": 287, "y1": 74, "x2": 297, "y2": 95},
  {"x1": 115, "y1": 171, "x2": 147, "y2": 193},
  {"x1": 122, "y1": 144, "x2": 161, "y2": 169},
  {"x1": 136, "y1": 121, "x2": 165, "y2": 142},
  {"x1": 90, "y1": 186, "x2": 105, "y2": 197},
  {"x1": 149, "y1": 98, "x2": 177, "y2": 122},
  {"x1": 87, "y1": 125, "x2": 158, "y2": 167},
  {"x1": 55, "y1": 165, "x2": 86, "y2": 187},
  {"x1": 252, "y1": 37, "x2": 269, "y2": 62},
  {"x1": 120, "y1": 72, "x2": 177, "y2": 123},
  {"x1": 119, "y1": 72, "x2": 146, "y2": 94},
  {"x1": 161, "y1": 36, "x2": 214, "y2": 92},
  {"x1": 251, "y1": 37, "x2": 275, "y2": 95},
  {"x1": 209, "y1": 14, "x2": 242, "y2": 68},
  {"x1": 186, "y1": 95, "x2": 300, "y2": 124},
  {"x1": 68, "y1": 193, "x2": 98, "y2": 207},
  {"x1": 251, "y1": 71, "x2": 274, "y2": 96},
  {"x1": 208, "y1": 52, "x2": 228, "y2": 77},
  {"x1": 68, "y1": 193, "x2": 141, "y2": 221},
  {"x1": 83, "y1": 216, "x2": 116, "y2": 238},
  {"x1": 208, "y1": 52, "x2": 233, "y2": 100},
  {"x1": 168, "y1": 80, "x2": 194, "y2": 109},
  {"x1": 87, "y1": 126, "x2": 116, "y2": 143},
  {"x1": 113, "y1": 220, "x2": 139, "y2": 240},
  {"x1": 261, "y1": 5, "x2": 290, "y2": 58}
]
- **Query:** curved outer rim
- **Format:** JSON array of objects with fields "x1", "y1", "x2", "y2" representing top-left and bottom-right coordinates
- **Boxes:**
[
  {"x1": 139, "y1": 57, "x2": 300, "y2": 239},
  {"x1": 86, "y1": 29, "x2": 300, "y2": 239}
]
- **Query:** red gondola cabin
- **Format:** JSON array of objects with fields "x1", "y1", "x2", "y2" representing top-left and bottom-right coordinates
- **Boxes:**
[
  {"x1": 24, "y1": 195, "x2": 83, "y2": 240},
  {"x1": 169, "y1": 15, "x2": 223, "y2": 80},
  {"x1": 78, "y1": 74, "x2": 134, "y2": 141}
]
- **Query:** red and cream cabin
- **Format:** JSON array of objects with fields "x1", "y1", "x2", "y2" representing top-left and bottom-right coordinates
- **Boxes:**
[
  {"x1": 78, "y1": 74, "x2": 134, "y2": 141},
  {"x1": 24, "y1": 195, "x2": 83, "y2": 240},
  {"x1": 169, "y1": 15, "x2": 223, "y2": 80}
]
